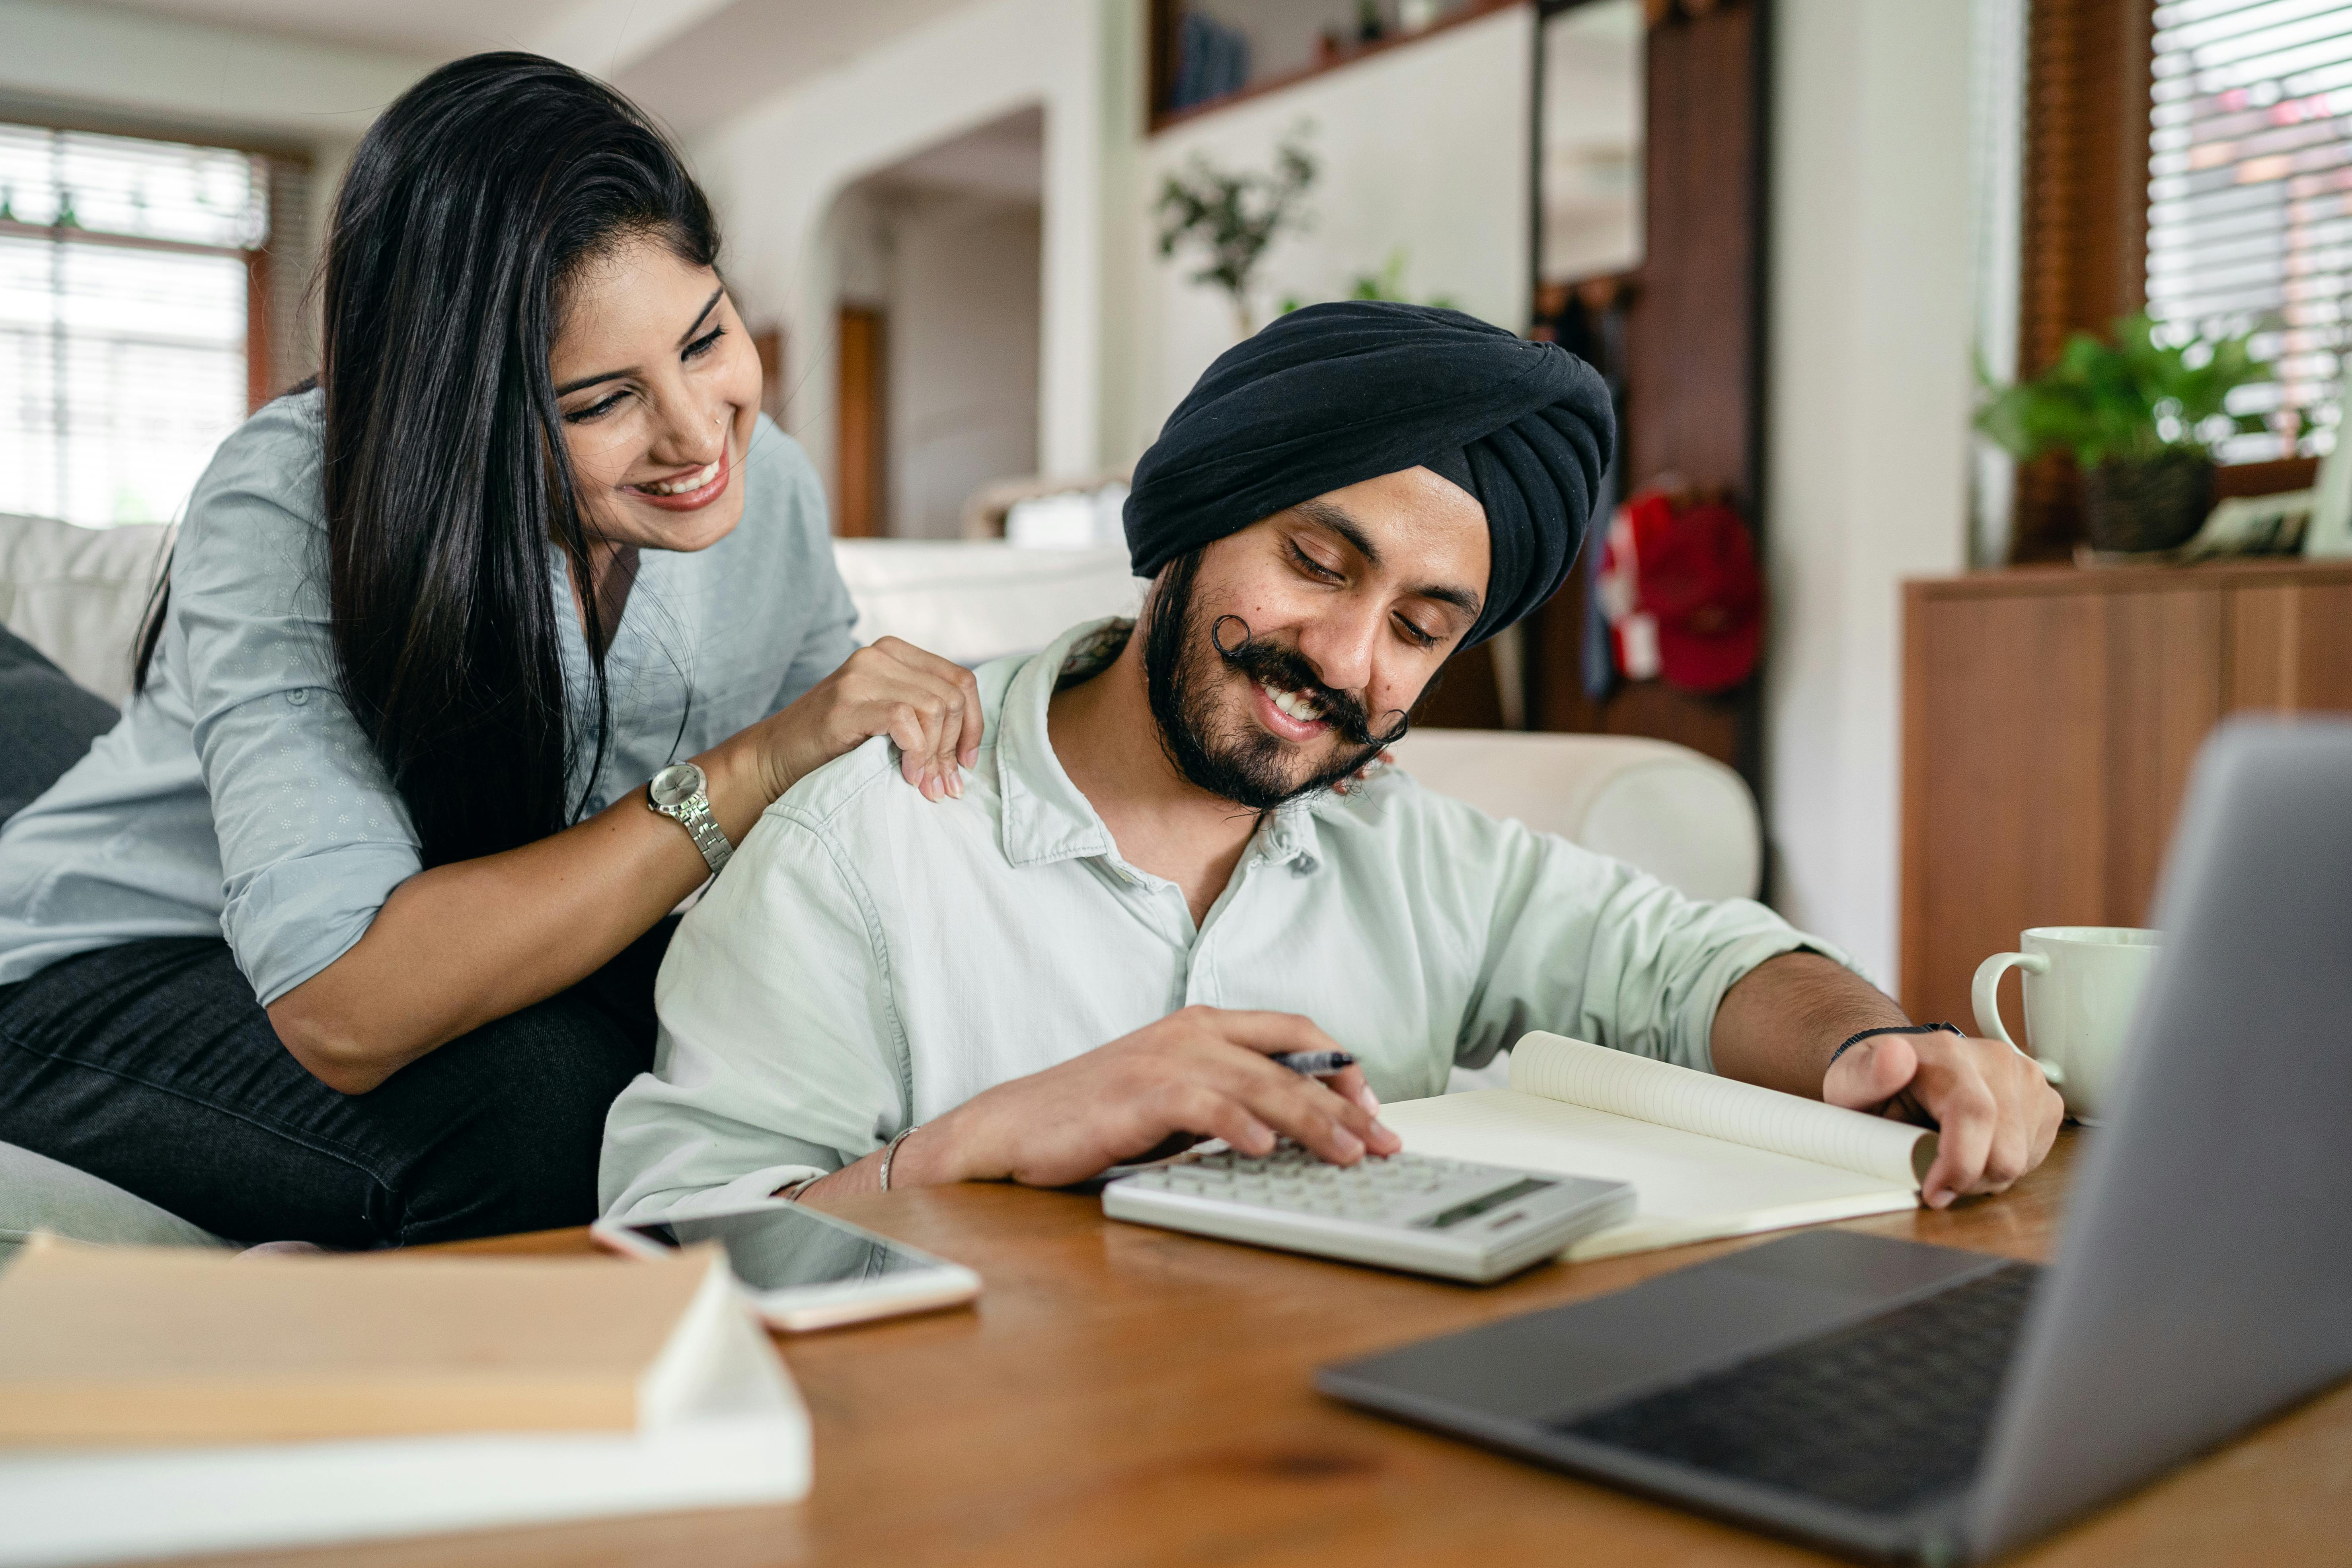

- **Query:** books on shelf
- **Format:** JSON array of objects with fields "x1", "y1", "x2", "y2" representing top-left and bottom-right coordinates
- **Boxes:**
[
  {"x1": 1383, "y1": 1032, "x2": 1936, "y2": 1260},
  {"x1": 0, "y1": 1236, "x2": 809, "y2": 1567}
]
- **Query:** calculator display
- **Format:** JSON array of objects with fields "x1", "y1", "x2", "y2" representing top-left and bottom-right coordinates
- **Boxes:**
[{"x1": 1420, "y1": 1176, "x2": 1556, "y2": 1229}]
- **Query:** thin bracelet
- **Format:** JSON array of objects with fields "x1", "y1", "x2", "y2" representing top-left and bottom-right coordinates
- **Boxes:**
[
  {"x1": 878, "y1": 1124, "x2": 921, "y2": 1193},
  {"x1": 1828, "y1": 1021, "x2": 1961, "y2": 1071}
]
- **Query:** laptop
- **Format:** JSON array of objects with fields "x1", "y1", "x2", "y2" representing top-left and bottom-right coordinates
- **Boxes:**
[{"x1": 1317, "y1": 718, "x2": 2352, "y2": 1564}]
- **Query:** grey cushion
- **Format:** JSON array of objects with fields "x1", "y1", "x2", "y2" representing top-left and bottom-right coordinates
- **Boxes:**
[
  {"x1": 0, "y1": 624, "x2": 118, "y2": 823},
  {"x1": 0, "y1": 1140, "x2": 228, "y2": 1262}
]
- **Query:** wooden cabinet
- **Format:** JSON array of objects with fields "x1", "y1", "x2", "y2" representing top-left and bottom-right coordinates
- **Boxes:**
[{"x1": 1900, "y1": 560, "x2": 2352, "y2": 1027}]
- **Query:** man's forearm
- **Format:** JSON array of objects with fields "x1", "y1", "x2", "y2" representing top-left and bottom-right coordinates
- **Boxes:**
[{"x1": 1709, "y1": 951, "x2": 1908, "y2": 1097}]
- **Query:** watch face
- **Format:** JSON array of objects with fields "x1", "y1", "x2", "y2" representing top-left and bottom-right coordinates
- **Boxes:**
[{"x1": 650, "y1": 762, "x2": 706, "y2": 810}]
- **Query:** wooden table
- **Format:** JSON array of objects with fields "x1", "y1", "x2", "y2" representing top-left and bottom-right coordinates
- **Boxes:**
[{"x1": 203, "y1": 1132, "x2": 2351, "y2": 1568}]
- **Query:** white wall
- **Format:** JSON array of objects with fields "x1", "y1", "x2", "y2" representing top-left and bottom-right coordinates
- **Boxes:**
[
  {"x1": 1764, "y1": 0, "x2": 1977, "y2": 990},
  {"x1": 888, "y1": 195, "x2": 1043, "y2": 536},
  {"x1": 686, "y1": 0, "x2": 1104, "y2": 510},
  {"x1": 0, "y1": 0, "x2": 433, "y2": 260},
  {"x1": 1111, "y1": 3, "x2": 1533, "y2": 465},
  {"x1": 0, "y1": 0, "x2": 433, "y2": 146}
]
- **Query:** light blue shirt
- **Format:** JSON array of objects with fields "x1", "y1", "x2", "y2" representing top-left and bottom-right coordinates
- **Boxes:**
[
  {"x1": 600, "y1": 618, "x2": 1847, "y2": 1222},
  {"x1": 0, "y1": 391, "x2": 857, "y2": 1004}
]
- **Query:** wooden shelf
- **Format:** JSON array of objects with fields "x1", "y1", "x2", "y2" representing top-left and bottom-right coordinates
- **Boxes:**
[
  {"x1": 1899, "y1": 557, "x2": 2352, "y2": 1028},
  {"x1": 1908, "y1": 557, "x2": 2352, "y2": 601},
  {"x1": 1149, "y1": 0, "x2": 1525, "y2": 134}
]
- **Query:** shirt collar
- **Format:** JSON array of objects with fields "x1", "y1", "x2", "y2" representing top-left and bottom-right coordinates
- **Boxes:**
[
  {"x1": 993, "y1": 617, "x2": 1324, "y2": 874},
  {"x1": 995, "y1": 619, "x2": 1122, "y2": 868}
]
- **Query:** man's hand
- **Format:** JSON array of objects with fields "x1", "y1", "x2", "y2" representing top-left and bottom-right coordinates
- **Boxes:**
[
  {"x1": 1825, "y1": 1031, "x2": 2063, "y2": 1210},
  {"x1": 1711, "y1": 952, "x2": 2067, "y2": 1212},
  {"x1": 897, "y1": 1007, "x2": 1401, "y2": 1190}
]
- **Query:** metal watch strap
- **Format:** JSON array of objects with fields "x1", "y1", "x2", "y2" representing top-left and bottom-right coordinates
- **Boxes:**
[
  {"x1": 670, "y1": 792, "x2": 732, "y2": 875},
  {"x1": 649, "y1": 775, "x2": 733, "y2": 876}
]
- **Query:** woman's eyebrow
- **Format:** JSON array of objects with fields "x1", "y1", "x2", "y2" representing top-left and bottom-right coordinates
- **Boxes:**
[
  {"x1": 676, "y1": 286, "x2": 725, "y2": 346},
  {"x1": 555, "y1": 288, "x2": 728, "y2": 396}
]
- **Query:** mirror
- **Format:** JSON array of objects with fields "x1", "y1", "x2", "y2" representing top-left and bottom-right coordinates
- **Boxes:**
[{"x1": 1537, "y1": 0, "x2": 1645, "y2": 286}]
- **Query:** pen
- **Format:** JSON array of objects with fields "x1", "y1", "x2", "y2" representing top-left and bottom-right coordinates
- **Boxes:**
[{"x1": 1270, "y1": 1050, "x2": 1356, "y2": 1077}]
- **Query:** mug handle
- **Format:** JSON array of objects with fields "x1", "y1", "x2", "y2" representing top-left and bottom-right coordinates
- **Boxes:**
[{"x1": 1972, "y1": 951, "x2": 2063, "y2": 1085}]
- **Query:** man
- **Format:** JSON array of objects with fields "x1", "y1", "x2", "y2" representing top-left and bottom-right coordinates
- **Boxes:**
[{"x1": 600, "y1": 302, "x2": 2060, "y2": 1222}]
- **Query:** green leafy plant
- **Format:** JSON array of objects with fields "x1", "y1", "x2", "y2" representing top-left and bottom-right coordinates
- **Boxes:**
[
  {"x1": 1155, "y1": 127, "x2": 1316, "y2": 339},
  {"x1": 1974, "y1": 312, "x2": 2271, "y2": 469},
  {"x1": 1340, "y1": 247, "x2": 1460, "y2": 311},
  {"x1": 1277, "y1": 248, "x2": 1461, "y2": 317}
]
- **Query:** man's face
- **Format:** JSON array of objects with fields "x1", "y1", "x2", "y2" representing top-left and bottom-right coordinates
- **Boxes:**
[{"x1": 1144, "y1": 466, "x2": 1491, "y2": 810}]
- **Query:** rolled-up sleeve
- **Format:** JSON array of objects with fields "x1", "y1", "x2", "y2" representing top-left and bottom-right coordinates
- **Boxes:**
[
  {"x1": 599, "y1": 788, "x2": 909, "y2": 1223},
  {"x1": 173, "y1": 419, "x2": 423, "y2": 1003},
  {"x1": 1453, "y1": 806, "x2": 1856, "y2": 1075}
]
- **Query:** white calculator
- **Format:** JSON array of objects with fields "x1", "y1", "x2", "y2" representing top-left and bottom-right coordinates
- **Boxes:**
[{"x1": 1101, "y1": 1143, "x2": 1635, "y2": 1283}]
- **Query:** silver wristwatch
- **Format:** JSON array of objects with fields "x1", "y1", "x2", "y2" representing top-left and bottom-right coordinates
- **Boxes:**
[{"x1": 648, "y1": 761, "x2": 732, "y2": 875}]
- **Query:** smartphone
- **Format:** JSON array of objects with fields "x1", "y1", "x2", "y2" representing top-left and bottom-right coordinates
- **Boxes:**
[{"x1": 591, "y1": 1200, "x2": 981, "y2": 1332}]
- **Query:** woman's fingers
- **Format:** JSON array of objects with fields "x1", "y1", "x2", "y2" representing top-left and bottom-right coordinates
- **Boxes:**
[
  {"x1": 753, "y1": 637, "x2": 982, "y2": 802},
  {"x1": 879, "y1": 700, "x2": 941, "y2": 799},
  {"x1": 833, "y1": 645, "x2": 975, "y2": 802},
  {"x1": 870, "y1": 637, "x2": 985, "y2": 775}
]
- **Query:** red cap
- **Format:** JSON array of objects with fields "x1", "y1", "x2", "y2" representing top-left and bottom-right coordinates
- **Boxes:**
[{"x1": 1628, "y1": 494, "x2": 1762, "y2": 695}]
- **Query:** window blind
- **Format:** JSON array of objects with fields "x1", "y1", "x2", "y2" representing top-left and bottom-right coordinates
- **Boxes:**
[
  {"x1": 0, "y1": 123, "x2": 277, "y2": 528},
  {"x1": 2149, "y1": 0, "x2": 2352, "y2": 461}
]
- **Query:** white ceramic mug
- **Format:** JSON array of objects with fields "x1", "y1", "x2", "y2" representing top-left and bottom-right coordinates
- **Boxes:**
[{"x1": 1971, "y1": 926, "x2": 2159, "y2": 1122}]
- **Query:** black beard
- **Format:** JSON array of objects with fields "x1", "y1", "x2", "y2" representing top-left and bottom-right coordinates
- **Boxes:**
[{"x1": 1140, "y1": 551, "x2": 1407, "y2": 812}]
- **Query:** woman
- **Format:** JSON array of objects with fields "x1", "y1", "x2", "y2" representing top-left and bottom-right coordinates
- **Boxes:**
[{"x1": 0, "y1": 54, "x2": 978, "y2": 1247}]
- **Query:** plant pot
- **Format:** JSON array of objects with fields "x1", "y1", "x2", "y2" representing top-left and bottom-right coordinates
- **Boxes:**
[{"x1": 2081, "y1": 452, "x2": 2215, "y2": 555}]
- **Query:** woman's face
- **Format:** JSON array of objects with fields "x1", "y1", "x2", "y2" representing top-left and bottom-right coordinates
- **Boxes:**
[{"x1": 550, "y1": 233, "x2": 764, "y2": 554}]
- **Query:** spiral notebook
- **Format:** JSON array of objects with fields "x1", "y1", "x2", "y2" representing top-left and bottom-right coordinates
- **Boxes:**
[{"x1": 1381, "y1": 1033, "x2": 1938, "y2": 1261}]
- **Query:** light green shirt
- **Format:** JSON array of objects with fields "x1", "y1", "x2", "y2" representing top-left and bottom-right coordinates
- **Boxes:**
[{"x1": 600, "y1": 618, "x2": 1844, "y2": 1222}]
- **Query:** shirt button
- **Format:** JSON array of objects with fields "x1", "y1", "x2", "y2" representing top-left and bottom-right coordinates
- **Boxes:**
[{"x1": 286, "y1": 690, "x2": 309, "y2": 706}]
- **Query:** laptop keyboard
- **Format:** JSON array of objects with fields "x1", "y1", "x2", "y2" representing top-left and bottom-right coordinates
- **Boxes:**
[{"x1": 1553, "y1": 1262, "x2": 2037, "y2": 1515}]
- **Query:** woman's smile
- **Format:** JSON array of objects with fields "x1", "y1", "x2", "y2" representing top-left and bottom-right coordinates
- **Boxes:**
[{"x1": 625, "y1": 442, "x2": 733, "y2": 510}]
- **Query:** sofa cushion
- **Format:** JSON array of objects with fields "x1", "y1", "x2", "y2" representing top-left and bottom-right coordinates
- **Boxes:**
[
  {"x1": 832, "y1": 540, "x2": 1142, "y2": 667},
  {"x1": 0, "y1": 514, "x2": 173, "y2": 706},
  {"x1": 0, "y1": 626, "x2": 119, "y2": 824},
  {"x1": 0, "y1": 1140, "x2": 229, "y2": 1262}
]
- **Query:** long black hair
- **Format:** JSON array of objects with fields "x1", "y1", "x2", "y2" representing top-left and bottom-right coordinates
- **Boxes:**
[{"x1": 137, "y1": 52, "x2": 720, "y2": 867}]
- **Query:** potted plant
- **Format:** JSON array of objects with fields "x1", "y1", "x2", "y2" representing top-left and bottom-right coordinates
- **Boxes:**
[
  {"x1": 1974, "y1": 312, "x2": 2271, "y2": 555},
  {"x1": 1155, "y1": 129, "x2": 1316, "y2": 340}
]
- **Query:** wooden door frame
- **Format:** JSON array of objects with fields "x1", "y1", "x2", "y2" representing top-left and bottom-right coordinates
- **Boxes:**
[{"x1": 835, "y1": 305, "x2": 887, "y2": 538}]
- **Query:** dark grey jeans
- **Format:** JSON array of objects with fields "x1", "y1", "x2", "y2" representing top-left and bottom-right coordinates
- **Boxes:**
[
  {"x1": 0, "y1": 624, "x2": 670, "y2": 1246},
  {"x1": 0, "y1": 925, "x2": 670, "y2": 1248}
]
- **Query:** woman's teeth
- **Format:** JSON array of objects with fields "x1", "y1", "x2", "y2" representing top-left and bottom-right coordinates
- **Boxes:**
[
  {"x1": 1261, "y1": 682, "x2": 1324, "y2": 723},
  {"x1": 639, "y1": 458, "x2": 719, "y2": 496}
]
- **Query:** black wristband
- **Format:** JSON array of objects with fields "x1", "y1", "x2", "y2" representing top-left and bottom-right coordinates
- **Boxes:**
[{"x1": 1827, "y1": 1021, "x2": 1962, "y2": 1072}]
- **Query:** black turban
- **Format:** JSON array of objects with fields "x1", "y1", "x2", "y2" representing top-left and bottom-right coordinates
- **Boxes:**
[{"x1": 1124, "y1": 300, "x2": 1615, "y2": 648}]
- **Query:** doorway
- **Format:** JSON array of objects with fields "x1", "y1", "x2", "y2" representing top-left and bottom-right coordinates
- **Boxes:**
[{"x1": 824, "y1": 106, "x2": 1044, "y2": 538}]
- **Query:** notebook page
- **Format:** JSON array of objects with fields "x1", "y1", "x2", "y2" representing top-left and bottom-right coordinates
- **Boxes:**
[
  {"x1": 1382, "y1": 1090, "x2": 1916, "y2": 1260},
  {"x1": 1510, "y1": 1033, "x2": 1935, "y2": 1187}
]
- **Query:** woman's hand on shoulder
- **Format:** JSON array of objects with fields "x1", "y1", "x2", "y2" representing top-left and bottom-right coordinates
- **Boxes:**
[{"x1": 754, "y1": 637, "x2": 982, "y2": 803}]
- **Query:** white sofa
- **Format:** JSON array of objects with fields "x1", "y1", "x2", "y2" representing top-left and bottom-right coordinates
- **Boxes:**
[{"x1": 0, "y1": 514, "x2": 1761, "y2": 1251}]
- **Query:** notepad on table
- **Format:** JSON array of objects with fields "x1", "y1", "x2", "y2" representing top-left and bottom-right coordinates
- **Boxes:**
[
  {"x1": 0, "y1": 1235, "x2": 809, "y2": 1566},
  {"x1": 1382, "y1": 1032, "x2": 1937, "y2": 1261}
]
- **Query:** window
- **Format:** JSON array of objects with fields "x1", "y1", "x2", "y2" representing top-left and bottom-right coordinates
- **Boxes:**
[
  {"x1": 0, "y1": 122, "x2": 303, "y2": 528},
  {"x1": 2148, "y1": 0, "x2": 2352, "y2": 461}
]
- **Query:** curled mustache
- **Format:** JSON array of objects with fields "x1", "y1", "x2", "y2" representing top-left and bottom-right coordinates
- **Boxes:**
[{"x1": 1210, "y1": 615, "x2": 1410, "y2": 748}]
